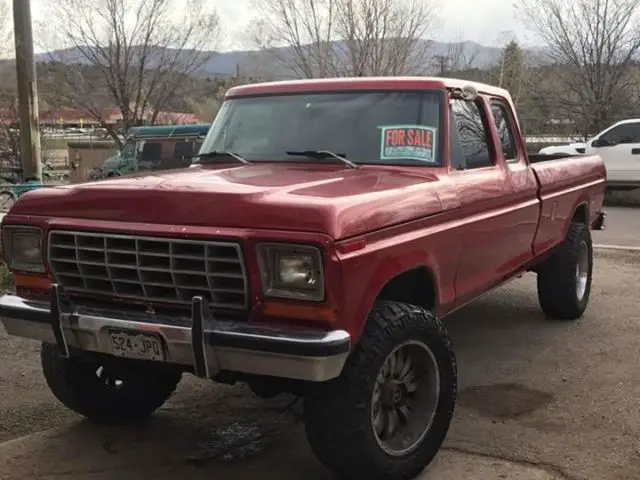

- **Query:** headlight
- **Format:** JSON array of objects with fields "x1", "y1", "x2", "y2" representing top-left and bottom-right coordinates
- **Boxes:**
[
  {"x1": 257, "y1": 243, "x2": 324, "y2": 301},
  {"x1": 1, "y1": 226, "x2": 44, "y2": 273}
]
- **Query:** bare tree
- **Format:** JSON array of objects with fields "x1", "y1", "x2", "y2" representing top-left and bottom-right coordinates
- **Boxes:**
[
  {"x1": 36, "y1": 0, "x2": 221, "y2": 146},
  {"x1": 240, "y1": 21, "x2": 283, "y2": 81},
  {"x1": 432, "y1": 33, "x2": 480, "y2": 76},
  {"x1": 250, "y1": 0, "x2": 439, "y2": 78},
  {"x1": 490, "y1": 38, "x2": 529, "y2": 106},
  {"x1": 186, "y1": 79, "x2": 241, "y2": 122},
  {"x1": 0, "y1": 0, "x2": 11, "y2": 57},
  {"x1": 0, "y1": 1, "x2": 19, "y2": 179},
  {"x1": 0, "y1": 88, "x2": 57, "y2": 185},
  {"x1": 0, "y1": 91, "x2": 21, "y2": 175},
  {"x1": 517, "y1": 0, "x2": 640, "y2": 135}
]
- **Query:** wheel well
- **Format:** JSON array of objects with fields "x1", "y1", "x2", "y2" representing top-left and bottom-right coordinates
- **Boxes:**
[
  {"x1": 572, "y1": 204, "x2": 588, "y2": 224},
  {"x1": 376, "y1": 267, "x2": 437, "y2": 311}
]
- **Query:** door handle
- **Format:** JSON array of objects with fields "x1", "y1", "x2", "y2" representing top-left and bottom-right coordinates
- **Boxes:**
[{"x1": 632, "y1": 148, "x2": 640, "y2": 155}]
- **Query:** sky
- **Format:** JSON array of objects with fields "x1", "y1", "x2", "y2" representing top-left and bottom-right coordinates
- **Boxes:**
[{"x1": 20, "y1": 0, "x2": 533, "y2": 53}]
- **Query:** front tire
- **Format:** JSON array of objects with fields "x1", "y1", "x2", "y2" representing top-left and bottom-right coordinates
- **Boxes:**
[
  {"x1": 41, "y1": 343, "x2": 182, "y2": 425},
  {"x1": 303, "y1": 301, "x2": 457, "y2": 480},
  {"x1": 537, "y1": 221, "x2": 593, "y2": 320}
]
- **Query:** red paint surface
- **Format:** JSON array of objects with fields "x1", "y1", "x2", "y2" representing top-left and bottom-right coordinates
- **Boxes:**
[{"x1": 3, "y1": 77, "x2": 607, "y2": 342}]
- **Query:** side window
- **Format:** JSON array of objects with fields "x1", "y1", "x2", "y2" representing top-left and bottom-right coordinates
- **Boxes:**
[
  {"x1": 450, "y1": 99, "x2": 493, "y2": 169},
  {"x1": 138, "y1": 141, "x2": 163, "y2": 171},
  {"x1": 173, "y1": 139, "x2": 195, "y2": 159},
  {"x1": 173, "y1": 139, "x2": 198, "y2": 168},
  {"x1": 599, "y1": 123, "x2": 640, "y2": 145},
  {"x1": 120, "y1": 141, "x2": 136, "y2": 158},
  {"x1": 491, "y1": 103, "x2": 518, "y2": 163}
]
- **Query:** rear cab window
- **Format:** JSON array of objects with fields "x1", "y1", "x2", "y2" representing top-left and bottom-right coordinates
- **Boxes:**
[
  {"x1": 196, "y1": 91, "x2": 445, "y2": 166},
  {"x1": 490, "y1": 101, "x2": 519, "y2": 163},
  {"x1": 449, "y1": 98, "x2": 494, "y2": 169}
]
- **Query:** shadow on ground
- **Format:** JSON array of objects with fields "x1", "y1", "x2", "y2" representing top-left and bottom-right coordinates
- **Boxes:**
[{"x1": 0, "y1": 277, "x2": 570, "y2": 480}]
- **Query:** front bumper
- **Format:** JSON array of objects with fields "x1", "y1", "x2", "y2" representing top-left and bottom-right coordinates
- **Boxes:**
[{"x1": 0, "y1": 285, "x2": 351, "y2": 382}]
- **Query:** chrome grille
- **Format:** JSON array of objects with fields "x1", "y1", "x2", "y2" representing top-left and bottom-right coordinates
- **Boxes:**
[{"x1": 47, "y1": 231, "x2": 248, "y2": 310}]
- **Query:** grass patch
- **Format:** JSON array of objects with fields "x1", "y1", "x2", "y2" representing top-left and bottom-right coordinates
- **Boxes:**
[
  {"x1": 0, "y1": 262, "x2": 13, "y2": 292},
  {"x1": 604, "y1": 188, "x2": 640, "y2": 207}
]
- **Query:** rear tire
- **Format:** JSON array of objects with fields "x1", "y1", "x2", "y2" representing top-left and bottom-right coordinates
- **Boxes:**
[
  {"x1": 536, "y1": 221, "x2": 593, "y2": 320},
  {"x1": 41, "y1": 343, "x2": 182, "y2": 425},
  {"x1": 303, "y1": 301, "x2": 457, "y2": 480}
]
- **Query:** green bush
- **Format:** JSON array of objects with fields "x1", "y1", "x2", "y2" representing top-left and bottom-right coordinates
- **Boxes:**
[{"x1": 0, "y1": 262, "x2": 13, "y2": 292}]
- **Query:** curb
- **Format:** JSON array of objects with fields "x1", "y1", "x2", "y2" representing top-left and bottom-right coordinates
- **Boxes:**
[{"x1": 593, "y1": 244, "x2": 640, "y2": 252}]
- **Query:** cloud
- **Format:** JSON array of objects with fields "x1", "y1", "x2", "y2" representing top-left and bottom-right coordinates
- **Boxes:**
[{"x1": 24, "y1": 0, "x2": 529, "y2": 53}]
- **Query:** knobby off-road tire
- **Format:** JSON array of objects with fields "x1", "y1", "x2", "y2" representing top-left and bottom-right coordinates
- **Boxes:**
[
  {"x1": 303, "y1": 301, "x2": 457, "y2": 480},
  {"x1": 537, "y1": 221, "x2": 593, "y2": 320},
  {"x1": 41, "y1": 343, "x2": 182, "y2": 425}
]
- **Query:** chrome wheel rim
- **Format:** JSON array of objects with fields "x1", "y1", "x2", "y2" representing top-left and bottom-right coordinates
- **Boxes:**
[
  {"x1": 576, "y1": 240, "x2": 589, "y2": 301},
  {"x1": 371, "y1": 340, "x2": 440, "y2": 456}
]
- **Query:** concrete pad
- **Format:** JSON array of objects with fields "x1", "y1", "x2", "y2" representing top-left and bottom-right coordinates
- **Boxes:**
[
  {"x1": 426, "y1": 451, "x2": 561, "y2": 480},
  {"x1": 0, "y1": 419, "x2": 562, "y2": 480},
  {"x1": 592, "y1": 205, "x2": 640, "y2": 248}
]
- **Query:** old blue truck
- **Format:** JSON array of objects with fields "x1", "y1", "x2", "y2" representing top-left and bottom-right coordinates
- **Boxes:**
[{"x1": 90, "y1": 123, "x2": 211, "y2": 179}]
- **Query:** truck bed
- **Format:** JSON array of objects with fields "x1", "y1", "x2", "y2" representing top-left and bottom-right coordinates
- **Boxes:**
[
  {"x1": 528, "y1": 153, "x2": 606, "y2": 255},
  {"x1": 528, "y1": 153, "x2": 584, "y2": 163}
]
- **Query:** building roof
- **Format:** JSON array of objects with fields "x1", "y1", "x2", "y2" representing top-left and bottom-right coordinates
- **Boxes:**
[
  {"x1": 0, "y1": 107, "x2": 203, "y2": 126},
  {"x1": 125, "y1": 123, "x2": 211, "y2": 138}
]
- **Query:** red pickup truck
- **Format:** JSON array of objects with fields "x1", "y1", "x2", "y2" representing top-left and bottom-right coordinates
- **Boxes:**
[{"x1": 0, "y1": 77, "x2": 605, "y2": 479}]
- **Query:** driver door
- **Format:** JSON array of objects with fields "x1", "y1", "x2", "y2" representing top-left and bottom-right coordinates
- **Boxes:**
[{"x1": 586, "y1": 121, "x2": 640, "y2": 185}]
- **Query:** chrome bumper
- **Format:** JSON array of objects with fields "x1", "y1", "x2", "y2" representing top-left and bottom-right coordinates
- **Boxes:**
[{"x1": 0, "y1": 285, "x2": 351, "y2": 382}]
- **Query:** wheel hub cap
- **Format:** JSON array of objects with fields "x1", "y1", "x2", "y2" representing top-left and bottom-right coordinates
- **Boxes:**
[
  {"x1": 381, "y1": 380, "x2": 407, "y2": 408},
  {"x1": 575, "y1": 239, "x2": 589, "y2": 301},
  {"x1": 371, "y1": 340, "x2": 441, "y2": 457}
]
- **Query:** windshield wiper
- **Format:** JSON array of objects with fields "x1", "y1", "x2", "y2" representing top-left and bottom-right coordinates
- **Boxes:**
[
  {"x1": 286, "y1": 150, "x2": 359, "y2": 169},
  {"x1": 195, "y1": 150, "x2": 252, "y2": 165}
]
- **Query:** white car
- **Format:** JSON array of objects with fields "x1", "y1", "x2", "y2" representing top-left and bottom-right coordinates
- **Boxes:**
[{"x1": 539, "y1": 119, "x2": 640, "y2": 188}]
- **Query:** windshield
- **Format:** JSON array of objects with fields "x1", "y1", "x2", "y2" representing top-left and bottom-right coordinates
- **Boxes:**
[
  {"x1": 120, "y1": 140, "x2": 137, "y2": 159},
  {"x1": 195, "y1": 90, "x2": 443, "y2": 166}
]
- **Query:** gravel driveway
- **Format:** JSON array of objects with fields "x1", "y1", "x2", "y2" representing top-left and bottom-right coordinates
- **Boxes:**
[{"x1": 1, "y1": 248, "x2": 639, "y2": 479}]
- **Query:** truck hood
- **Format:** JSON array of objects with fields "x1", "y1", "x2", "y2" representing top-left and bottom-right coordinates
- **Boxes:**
[
  {"x1": 539, "y1": 142, "x2": 587, "y2": 155},
  {"x1": 9, "y1": 163, "x2": 443, "y2": 239}
]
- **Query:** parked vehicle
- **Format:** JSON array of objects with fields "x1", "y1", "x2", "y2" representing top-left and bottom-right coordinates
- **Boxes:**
[
  {"x1": 89, "y1": 123, "x2": 210, "y2": 180},
  {"x1": 0, "y1": 163, "x2": 68, "y2": 212},
  {"x1": 0, "y1": 77, "x2": 606, "y2": 480},
  {"x1": 539, "y1": 118, "x2": 640, "y2": 189}
]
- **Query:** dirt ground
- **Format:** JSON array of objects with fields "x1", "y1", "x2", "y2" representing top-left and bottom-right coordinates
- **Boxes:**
[{"x1": 1, "y1": 249, "x2": 640, "y2": 479}]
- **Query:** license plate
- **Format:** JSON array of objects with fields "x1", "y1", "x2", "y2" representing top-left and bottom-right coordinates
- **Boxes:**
[{"x1": 108, "y1": 330, "x2": 165, "y2": 361}]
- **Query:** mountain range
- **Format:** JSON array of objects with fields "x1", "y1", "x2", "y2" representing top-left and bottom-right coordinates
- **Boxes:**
[{"x1": 34, "y1": 39, "x2": 542, "y2": 79}]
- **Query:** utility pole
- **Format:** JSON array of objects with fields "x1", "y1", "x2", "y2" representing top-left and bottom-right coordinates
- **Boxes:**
[{"x1": 13, "y1": 0, "x2": 41, "y2": 182}]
